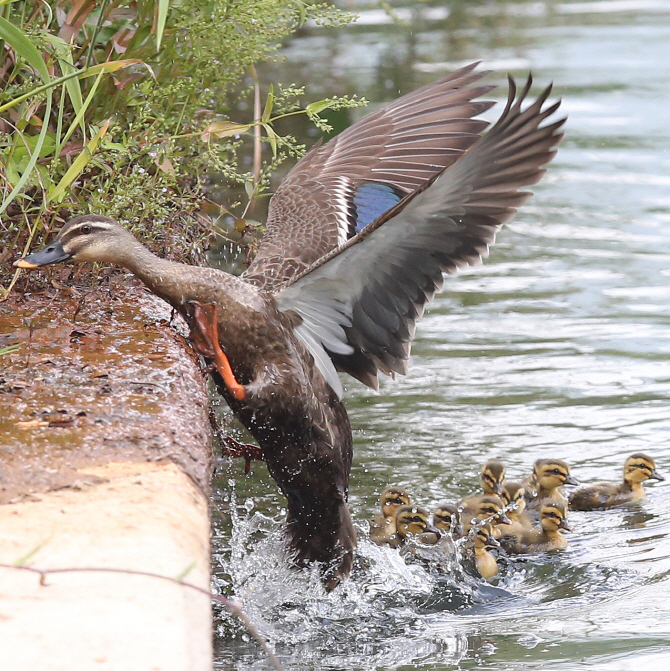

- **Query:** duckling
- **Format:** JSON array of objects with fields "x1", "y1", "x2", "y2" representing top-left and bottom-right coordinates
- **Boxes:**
[
  {"x1": 526, "y1": 459, "x2": 579, "y2": 515},
  {"x1": 433, "y1": 502, "x2": 464, "y2": 538},
  {"x1": 460, "y1": 460, "x2": 507, "y2": 507},
  {"x1": 498, "y1": 481, "x2": 533, "y2": 549},
  {"x1": 369, "y1": 486, "x2": 411, "y2": 546},
  {"x1": 472, "y1": 523, "x2": 501, "y2": 580},
  {"x1": 569, "y1": 453, "x2": 665, "y2": 511},
  {"x1": 390, "y1": 505, "x2": 440, "y2": 548},
  {"x1": 511, "y1": 502, "x2": 572, "y2": 554},
  {"x1": 460, "y1": 495, "x2": 512, "y2": 535}
]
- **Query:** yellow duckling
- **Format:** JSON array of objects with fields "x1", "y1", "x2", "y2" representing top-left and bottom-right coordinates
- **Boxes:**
[
  {"x1": 498, "y1": 481, "x2": 533, "y2": 550},
  {"x1": 469, "y1": 523, "x2": 501, "y2": 580},
  {"x1": 526, "y1": 459, "x2": 579, "y2": 514},
  {"x1": 570, "y1": 453, "x2": 665, "y2": 511},
  {"x1": 511, "y1": 502, "x2": 572, "y2": 554},
  {"x1": 460, "y1": 495, "x2": 512, "y2": 535},
  {"x1": 390, "y1": 504, "x2": 441, "y2": 548},
  {"x1": 460, "y1": 460, "x2": 507, "y2": 506},
  {"x1": 433, "y1": 502, "x2": 464, "y2": 538},
  {"x1": 369, "y1": 486, "x2": 411, "y2": 546}
]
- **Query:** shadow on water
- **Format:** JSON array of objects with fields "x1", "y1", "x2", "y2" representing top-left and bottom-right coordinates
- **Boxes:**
[{"x1": 211, "y1": 1, "x2": 670, "y2": 669}]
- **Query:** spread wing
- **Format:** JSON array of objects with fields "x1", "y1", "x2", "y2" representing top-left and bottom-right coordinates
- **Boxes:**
[
  {"x1": 243, "y1": 62, "x2": 495, "y2": 290},
  {"x1": 274, "y1": 77, "x2": 565, "y2": 397}
]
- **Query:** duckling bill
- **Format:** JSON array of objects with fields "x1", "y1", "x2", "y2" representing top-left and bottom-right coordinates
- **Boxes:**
[{"x1": 16, "y1": 63, "x2": 563, "y2": 589}]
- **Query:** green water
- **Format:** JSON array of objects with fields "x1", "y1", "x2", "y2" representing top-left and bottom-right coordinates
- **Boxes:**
[{"x1": 212, "y1": 1, "x2": 670, "y2": 669}]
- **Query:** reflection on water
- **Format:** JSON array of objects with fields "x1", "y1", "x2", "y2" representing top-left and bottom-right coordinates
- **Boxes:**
[{"x1": 212, "y1": 1, "x2": 670, "y2": 669}]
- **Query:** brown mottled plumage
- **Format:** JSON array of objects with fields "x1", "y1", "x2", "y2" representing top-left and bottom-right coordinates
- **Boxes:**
[
  {"x1": 16, "y1": 64, "x2": 563, "y2": 589},
  {"x1": 570, "y1": 454, "x2": 664, "y2": 511},
  {"x1": 498, "y1": 481, "x2": 533, "y2": 550},
  {"x1": 433, "y1": 502, "x2": 463, "y2": 538}
]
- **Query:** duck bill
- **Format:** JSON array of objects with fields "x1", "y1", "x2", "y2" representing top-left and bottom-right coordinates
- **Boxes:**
[
  {"x1": 493, "y1": 482, "x2": 503, "y2": 496},
  {"x1": 496, "y1": 512, "x2": 512, "y2": 525},
  {"x1": 649, "y1": 469, "x2": 665, "y2": 482},
  {"x1": 453, "y1": 523, "x2": 464, "y2": 537},
  {"x1": 486, "y1": 536, "x2": 501, "y2": 548},
  {"x1": 425, "y1": 523, "x2": 441, "y2": 536},
  {"x1": 563, "y1": 475, "x2": 579, "y2": 486},
  {"x1": 14, "y1": 240, "x2": 71, "y2": 268},
  {"x1": 559, "y1": 520, "x2": 573, "y2": 532}
]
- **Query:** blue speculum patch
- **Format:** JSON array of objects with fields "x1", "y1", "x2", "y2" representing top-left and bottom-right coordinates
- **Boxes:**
[{"x1": 353, "y1": 182, "x2": 404, "y2": 233}]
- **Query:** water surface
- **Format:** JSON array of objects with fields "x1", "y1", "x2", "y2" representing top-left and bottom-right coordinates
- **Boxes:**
[{"x1": 212, "y1": 1, "x2": 670, "y2": 668}]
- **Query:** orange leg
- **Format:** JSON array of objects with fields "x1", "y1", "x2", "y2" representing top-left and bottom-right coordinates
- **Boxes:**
[
  {"x1": 221, "y1": 435, "x2": 264, "y2": 473},
  {"x1": 191, "y1": 302, "x2": 246, "y2": 401}
]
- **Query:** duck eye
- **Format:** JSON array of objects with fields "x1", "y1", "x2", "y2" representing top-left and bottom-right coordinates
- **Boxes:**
[{"x1": 81, "y1": 224, "x2": 92, "y2": 234}]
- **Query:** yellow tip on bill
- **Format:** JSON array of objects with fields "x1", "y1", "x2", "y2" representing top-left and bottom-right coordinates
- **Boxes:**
[{"x1": 14, "y1": 259, "x2": 38, "y2": 269}]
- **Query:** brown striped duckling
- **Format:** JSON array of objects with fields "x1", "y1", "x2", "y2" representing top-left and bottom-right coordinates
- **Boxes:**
[
  {"x1": 498, "y1": 481, "x2": 533, "y2": 548},
  {"x1": 370, "y1": 486, "x2": 411, "y2": 546},
  {"x1": 460, "y1": 495, "x2": 512, "y2": 535},
  {"x1": 433, "y1": 502, "x2": 464, "y2": 538},
  {"x1": 569, "y1": 453, "x2": 665, "y2": 511},
  {"x1": 391, "y1": 505, "x2": 441, "y2": 548},
  {"x1": 526, "y1": 459, "x2": 579, "y2": 514},
  {"x1": 460, "y1": 460, "x2": 507, "y2": 506},
  {"x1": 472, "y1": 523, "x2": 501, "y2": 580},
  {"x1": 511, "y1": 502, "x2": 571, "y2": 554}
]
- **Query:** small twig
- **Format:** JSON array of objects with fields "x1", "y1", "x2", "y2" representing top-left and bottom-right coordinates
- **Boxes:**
[{"x1": 0, "y1": 562, "x2": 284, "y2": 671}]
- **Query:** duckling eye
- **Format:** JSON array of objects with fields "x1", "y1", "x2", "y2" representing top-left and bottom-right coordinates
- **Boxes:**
[{"x1": 81, "y1": 224, "x2": 92, "y2": 234}]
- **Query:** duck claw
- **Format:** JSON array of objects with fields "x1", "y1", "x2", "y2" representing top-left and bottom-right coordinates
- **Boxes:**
[
  {"x1": 189, "y1": 300, "x2": 247, "y2": 401},
  {"x1": 221, "y1": 435, "x2": 264, "y2": 474}
]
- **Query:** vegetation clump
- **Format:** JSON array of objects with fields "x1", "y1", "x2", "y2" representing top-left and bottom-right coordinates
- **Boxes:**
[{"x1": 0, "y1": 0, "x2": 363, "y2": 295}]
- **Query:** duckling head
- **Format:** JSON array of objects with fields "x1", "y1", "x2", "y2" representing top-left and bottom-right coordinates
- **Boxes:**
[
  {"x1": 502, "y1": 481, "x2": 526, "y2": 514},
  {"x1": 395, "y1": 505, "x2": 439, "y2": 540},
  {"x1": 624, "y1": 453, "x2": 665, "y2": 485},
  {"x1": 535, "y1": 459, "x2": 579, "y2": 490},
  {"x1": 539, "y1": 502, "x2": 572, "y2": 533},
  {"x1": 481, "y1": 460, "x2": 506, "y2": 496},
  {"x1": 472, "y1": 495, "x2": 512, "y2": 526},
  {"x1": 475, "y1": 523, "x2": 501, "y2": 549},
  {"x1": 433, "y1": 502, "x2": 463, "y2": 536},
  {"x1": 380, "y1": 486, "x2": 411, "y2": 519}
]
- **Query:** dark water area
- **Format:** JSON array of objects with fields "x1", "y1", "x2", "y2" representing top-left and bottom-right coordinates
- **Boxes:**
[{"x1": 211, "y1": 1, "x2": 670, "y2": 669}]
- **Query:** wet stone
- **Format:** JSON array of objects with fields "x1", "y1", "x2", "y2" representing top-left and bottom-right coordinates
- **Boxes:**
[{"x1": 0, "y1": 282, "x2": 212, "y2": 504}]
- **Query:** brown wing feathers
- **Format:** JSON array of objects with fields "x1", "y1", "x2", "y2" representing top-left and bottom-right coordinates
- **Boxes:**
[
  {"x1": 275, "y1": 74, "x2": 564, "y2": 392},
  {"x1": 243, "y1": 63, "x2": 496, "y2": 289}
]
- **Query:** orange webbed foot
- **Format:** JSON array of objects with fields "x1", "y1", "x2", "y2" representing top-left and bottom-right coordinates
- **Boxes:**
[
  {"x1": 221, "y1": 435, "x2": 264, "y2": 474},
  {"x1": 190, "y1": 301, "x2": 246, "y2": 401}
]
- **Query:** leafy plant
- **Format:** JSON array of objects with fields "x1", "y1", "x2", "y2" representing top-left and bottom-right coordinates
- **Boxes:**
[{"x1": 0, "y1": 0, "x2": 361, "y2": 296}]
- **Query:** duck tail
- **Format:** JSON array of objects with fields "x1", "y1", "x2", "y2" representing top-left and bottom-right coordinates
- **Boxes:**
[{"x1": 285, "y1": 489, "x2": 357, "y2": 592}]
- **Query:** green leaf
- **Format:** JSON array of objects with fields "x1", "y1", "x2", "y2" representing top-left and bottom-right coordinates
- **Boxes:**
[
  {"x1": 0, "y1": 16, "x2": 49, "y2": 82},
  {"x1": 261, "y1": 84, "x2": 274, "y2": 123},
  {"x1": 48, "y1": 119, "x2": 111, "y2": 203},
  {"x1": 305, "y1": 99, "x2": 336, "y2": 116},
  {"x1": 201, "y1": 121, "x2": 251, "y2": 142},
  {"x1": 156, "y1": 0, "x2": 170, "y2": 51},
  {"x1": 262, "y1": 123, "x2": 278, "y2": 158}
]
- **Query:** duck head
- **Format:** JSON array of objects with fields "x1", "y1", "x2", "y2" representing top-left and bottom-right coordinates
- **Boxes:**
[
  {"x1": 534, "y1": 458, "x2": 579, "y2": 491},
  {"x1": 380, "y1": 486, "x2": 412, "y2": 519},
  {"x1": 471, "y1": 495, "x2": 512, "y2": 527},
  {"x1": 395, "y1": 505, "x2": 439, "y2": 541},
  {"x1": 502, "y1": 481, "x2": 526, "y2": 515},
  {"x1": 624, "y1": 453, "x2": 665, "y2": 484},
  {"x1": 433, "y1": 502, "x2": 463, "y2": 536},
  {"x1": 539, "y1": 502, "x2": 572, "y2": 533},
  {"x1": 481, "y1": 460, "x2": 506, "y2": 496}
]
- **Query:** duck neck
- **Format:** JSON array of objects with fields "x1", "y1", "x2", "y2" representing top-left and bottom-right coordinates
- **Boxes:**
[{"x1": 622, "y1": 479, "x2": 643, "y2": 495}]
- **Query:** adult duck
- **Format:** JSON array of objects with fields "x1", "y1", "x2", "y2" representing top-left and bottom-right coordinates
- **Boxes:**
[{"x1": 15, "y1": 63, "x2": 564, "y2": 590}]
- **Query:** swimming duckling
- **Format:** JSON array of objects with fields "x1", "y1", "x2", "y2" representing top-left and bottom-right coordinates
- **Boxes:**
[
  {"x1": 511, "y1": 502, "x2": 572, "y2": 554},
  {"x1": 569, "y1": 453, "x2": 665, "y2": 511},
  {"x1": 460, "y1": 495, "x2": 512, "y2": 535},
  {"x1": 391, "y1": 505, "x2": 441, "y2": 548},
  {"x1": 526, "y1": 459, "x2": 579, "y2": 515},
  {"x1": 369, "y1": 486, "x2": 411, "y2": 546},
  {"x1": 498, "y1": 481, "x2": 533, "y2": 549},
  {"x1": 433, "y1": 502, "x2": 464, "y2": 538},
  {"x1": 471, "y1": 523, "x2": 501, "y2": 580},
  {"x1": 460, "y1": 460, "x2": 507, "y2": 507}
]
